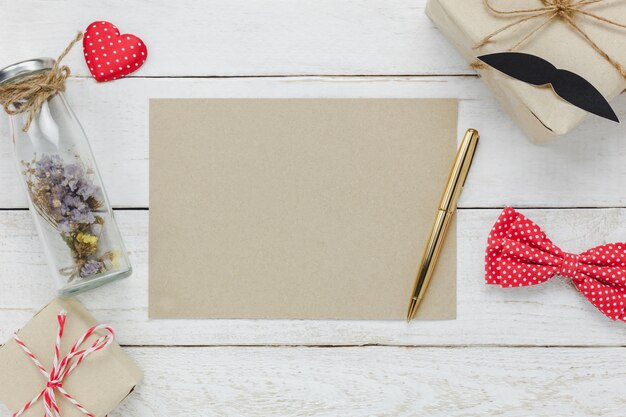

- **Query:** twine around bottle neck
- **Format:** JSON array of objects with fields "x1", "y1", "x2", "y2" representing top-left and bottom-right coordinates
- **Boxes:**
[{"x1": 0, "y1": 32, "x2": 83, "y2": 132}]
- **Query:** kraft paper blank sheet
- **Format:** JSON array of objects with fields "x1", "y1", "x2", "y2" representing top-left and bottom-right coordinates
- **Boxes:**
[{"x1": 149, "y1": 99, "x2": 458, "y2": 320}]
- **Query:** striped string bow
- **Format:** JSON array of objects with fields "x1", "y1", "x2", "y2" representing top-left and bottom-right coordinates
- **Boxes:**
[{"x1": 12, "y1": 311, "x2": 115, "y2": 417}]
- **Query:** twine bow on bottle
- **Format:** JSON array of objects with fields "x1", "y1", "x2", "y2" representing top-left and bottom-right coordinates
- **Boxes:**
[
  {"x1": 0, "y1": 32, "x2": 83, "y2": 132},
  {"x1": 12, "y1": 311, "x2": 115, "y2": 417},
  {"x1": 473, "y1": 0, "x2": 626, "y2": 79}
]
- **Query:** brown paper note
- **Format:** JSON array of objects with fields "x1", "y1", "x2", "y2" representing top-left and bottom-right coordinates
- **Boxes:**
[{"x1": 149, "y1": 99, "x2": 458, "y2": 320}]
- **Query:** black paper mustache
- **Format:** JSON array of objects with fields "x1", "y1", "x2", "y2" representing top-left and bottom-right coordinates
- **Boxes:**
[{"x1": 477, "y1": 52, "x2": 619, "y2": 123}]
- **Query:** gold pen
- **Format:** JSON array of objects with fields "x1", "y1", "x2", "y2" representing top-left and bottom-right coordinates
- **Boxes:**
[{"x1": 406, "y1": 128, "x2": 480, "y2": 322}]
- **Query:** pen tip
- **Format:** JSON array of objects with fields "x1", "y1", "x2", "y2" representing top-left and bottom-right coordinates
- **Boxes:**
[{"x1": 406, "y1": 299, "x2": 417, "y2": 322}]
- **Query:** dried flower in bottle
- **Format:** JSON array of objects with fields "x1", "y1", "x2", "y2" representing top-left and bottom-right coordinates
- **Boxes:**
[{"x1": 22, "y1": 154, "x2": 117, "y2": 281}]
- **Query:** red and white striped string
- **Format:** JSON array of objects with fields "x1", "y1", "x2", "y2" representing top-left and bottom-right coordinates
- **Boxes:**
[{"x1": 12, "y1": 310, "x2": 115, "y2": 417}]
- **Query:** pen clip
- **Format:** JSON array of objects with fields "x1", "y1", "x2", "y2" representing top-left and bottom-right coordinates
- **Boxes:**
[{"x1": 461, "y1": 130, "x2": 479, "y2": 188}]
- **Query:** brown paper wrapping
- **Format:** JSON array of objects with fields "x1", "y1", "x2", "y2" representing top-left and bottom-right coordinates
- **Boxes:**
[
  {"x1": 426, "y1": 0, "x2": 626, "y2": 143},
  {"x1": 0, "y1": 298, "x2": 142, "y2": 417}
]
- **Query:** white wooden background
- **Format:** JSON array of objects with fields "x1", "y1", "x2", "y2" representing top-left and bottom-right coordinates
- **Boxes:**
[{"x1": 1, "y1": 1, "x2": 626, "y2": 416}]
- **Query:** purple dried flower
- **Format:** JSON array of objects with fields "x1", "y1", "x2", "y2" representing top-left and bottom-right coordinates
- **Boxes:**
[
  {"x1": 63, "y1": 194, "x2": 86, "y2": 211},
  {"x1": 58, "y1": 218, "x2": 72, "y2": 234},
  {"x1": 77, "y1": 182, "x2": 98, "y2": 200},
  {"x1": 62, "y1": 163, "x2": 84, "y2": 191},
  {"x1": 90, "y1": 223, "x2": 102, "y2": 235},
  {"x1": 63, "y1": 163, "x2": 82, "y2": 177},
  {"x1": 80, "y1": 260, "x2": 103, "y2": 277},
  {"x1": 70, "y1": 208, "x2": 96, "y2": 225},
  {"x1": 34, "y1": 155, "x2": 64, "y2": 179}
]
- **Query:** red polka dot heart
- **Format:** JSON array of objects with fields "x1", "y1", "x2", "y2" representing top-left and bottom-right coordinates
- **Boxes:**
[{"x1": 83, "y1": 21, "x2": 147, "y2": 82}]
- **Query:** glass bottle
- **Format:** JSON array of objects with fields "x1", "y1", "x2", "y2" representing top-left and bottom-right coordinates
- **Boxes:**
[{"x1": 0, "y1": 58, "x2": 132, "y2": 295}]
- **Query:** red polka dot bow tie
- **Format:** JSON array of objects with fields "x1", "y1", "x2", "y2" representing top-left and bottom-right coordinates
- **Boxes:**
[{"x1": 485, "y1": 207, "x2": 626, "y2": 321}]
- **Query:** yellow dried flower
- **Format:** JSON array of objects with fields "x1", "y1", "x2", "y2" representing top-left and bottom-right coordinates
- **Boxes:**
[{"x1": 76, "y1": 232, "x2": 98, "y2": 245}]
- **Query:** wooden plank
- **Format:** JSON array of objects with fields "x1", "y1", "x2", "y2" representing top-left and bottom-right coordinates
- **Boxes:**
[
  {"x1": 101, "y1": 347, "x2": 626, "y2": 416},
  {"x1": 1, "y1": 2, "x2": 620, "y2": 412},
  {"x1": 1, "y1": 209, "x2": 625, "y2": 346},
  {"x1": 1, "y1": 77, "x2": 625, "y2": 209},
  {"x1": 0, "y1": 0, "x2": 469, "y2": 77}
]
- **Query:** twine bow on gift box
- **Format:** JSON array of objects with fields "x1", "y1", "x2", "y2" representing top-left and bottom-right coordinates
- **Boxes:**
[
  {"x1": 12, "y1": 311, "x2": 115, "y2": 417},
  {"x1": 473, "y1": 0, "x2": 626, "y2": 79}
]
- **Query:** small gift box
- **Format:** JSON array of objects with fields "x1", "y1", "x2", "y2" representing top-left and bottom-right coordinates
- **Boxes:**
[
  {"x1": 426, "y1": 0, "x2": 626, "y2": 143},
  {"x1": 0, "y1": 298, "x2": 142, "y2": 417}
]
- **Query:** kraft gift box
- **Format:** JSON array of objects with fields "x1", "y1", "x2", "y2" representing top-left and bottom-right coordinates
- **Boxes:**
[
  {"x1": 426, "y1": 0, "x2": 626, "y2": 143},
  {"x1": 0, "y1": 298, "x2": 142, "y2": 417}
]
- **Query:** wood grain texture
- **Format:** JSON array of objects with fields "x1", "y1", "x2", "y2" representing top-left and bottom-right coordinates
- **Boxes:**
[
  {"x1": 1, "y1": 77, "x2": 625, "y2": 209},
  {"x1": 113, "y1": 347, "x2": 626, "y2": 416},
  {"x1": 3, "y1": 345, "x2": 623, "y2": 416},
  {"x1": 0, "y1": 0, "x2": 468, "y2": 77},
  {"x1": 1, "y1": 1, "x2": 625, "y2": 414},
  {"x1": 0, "y1": 209, "x2": 625, "y2": 346}
]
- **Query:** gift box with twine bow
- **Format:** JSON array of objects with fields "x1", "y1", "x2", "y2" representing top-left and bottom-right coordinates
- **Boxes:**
[
  {"x1": 0, "y1": 298, "x2": 142, "y2": 417},
  {"x1": 426, "y1": 0, "x2": 626, "y2": 143}
]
